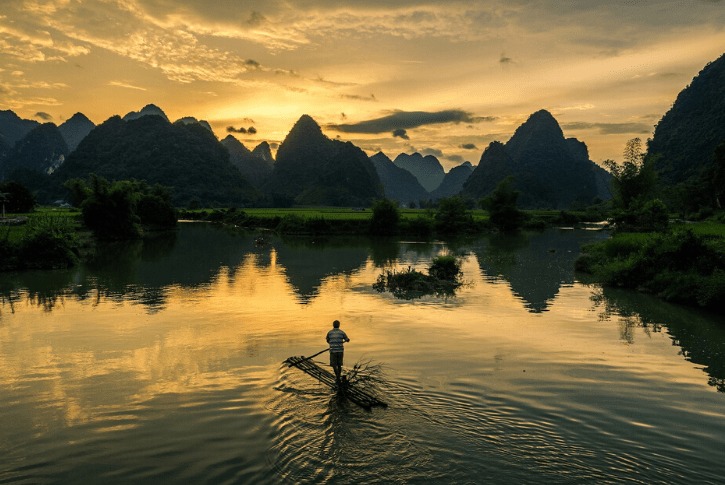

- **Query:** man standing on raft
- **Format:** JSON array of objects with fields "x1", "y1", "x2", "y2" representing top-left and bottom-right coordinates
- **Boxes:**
[{"x1": 326, "y1": 320, "x2": 350, "y2": 383}]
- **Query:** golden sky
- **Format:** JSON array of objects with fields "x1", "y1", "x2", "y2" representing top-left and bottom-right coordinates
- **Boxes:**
[{"x1": 1, "y1": 0, "x2": 724, "y2": 170}]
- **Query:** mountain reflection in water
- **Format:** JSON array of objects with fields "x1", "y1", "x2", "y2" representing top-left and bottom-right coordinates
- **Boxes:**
[{"x1": 2, "y1": 222, "x2": 725, "y2": 485}]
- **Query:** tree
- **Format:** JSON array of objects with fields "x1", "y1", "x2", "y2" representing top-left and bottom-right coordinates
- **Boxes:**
[
  {"x1": 0, "y1": 181, "x2": 36, "y2": 213},
  {"x1": 369, "y1": 198, "x2": 400, "y2": 235},
  {"x1": 435, "y1": 196, "x2": 473, "y2": 234},
  {"x1": 408, "y1": 200, "x2": 416, "y2": 209},
  {"x1": 603, "y1": 138, "x2": 658, "y2": 209},
  {"x1": 707, "y1": 141, "x2": 725, "y2": 209},
  {"x1": 481, "y1": 176, "x2": 524, "y2": 231},
  {"x1": 71, "y1": 174, "x2": 177, "y2": 240}
]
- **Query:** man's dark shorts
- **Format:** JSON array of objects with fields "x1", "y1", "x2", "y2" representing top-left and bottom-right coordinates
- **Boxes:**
[{"x1": 330, "y1": 351, "x2": 344, "y2": 367}]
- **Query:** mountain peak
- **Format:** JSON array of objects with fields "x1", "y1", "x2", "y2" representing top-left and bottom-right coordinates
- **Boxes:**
[{"x1": 123, "y1": 104, "x2": 169, "y2": 122}]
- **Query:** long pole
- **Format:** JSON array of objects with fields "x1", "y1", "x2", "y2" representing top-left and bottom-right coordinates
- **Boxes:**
[{"x1": 288, "y1": 348, "x2": 329, "y2": 367}]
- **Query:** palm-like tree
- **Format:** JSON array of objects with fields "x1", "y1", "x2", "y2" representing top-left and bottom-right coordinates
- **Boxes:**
[{"x1": 0, "y1": 191, "x2": 8, "y2": 219}]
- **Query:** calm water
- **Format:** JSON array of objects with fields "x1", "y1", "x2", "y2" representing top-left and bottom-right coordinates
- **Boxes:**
[{"x1": 1, "y1": 223, "x2": 724, "y2": 484}]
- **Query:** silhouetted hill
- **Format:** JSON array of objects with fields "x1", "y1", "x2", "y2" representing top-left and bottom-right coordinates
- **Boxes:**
[
  {"x1": 430, "y1": 161, "x2": 474, "y2": 199},
  {"x1": 2, "y1": 123, "x2": 69, "y2": 180},
  {"x1": 393, "y1": 152, "x2": 445, "y2": 192},
  {"x1": 0, "y1": 110, "x2": 39, "y2": 147},
  {"x1": 462, "y1": 110, "x2": 605, "y2": 209},
  {"x1": 252, "y1": 141, "x2": 275, "y2": 168},
  {"x1": 59, "y1": 112, "x2": 95, "y2": 151},
  {"x1": 296, "y1": 141, "x2": 383, "y2": 206},
  {"x1": 174, "y1": 117, "x2": 213, "y2": 133},
  {"x1": 370, "y1": 151, "x2": 429, "y2": 202},
  {"x1": 53, "y1": 115, "x2": 262, "y2": 206},
  {"x1": 648, "y1": 52, "x2": 725, "y2": 184},
  {"x1": 123, "y1": 104, "x2": 169, "y2": 122},
  {"x1": 220, "y1": 135, "x2": 272, "y2": 187},
  {"x1": 262, "y1": 115, "x2": 382, "y2": 206}
]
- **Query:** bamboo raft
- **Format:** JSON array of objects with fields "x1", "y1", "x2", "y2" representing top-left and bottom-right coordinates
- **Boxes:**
[{"x1": 284, "y1": 356, "x2": 388, "y2": 410}]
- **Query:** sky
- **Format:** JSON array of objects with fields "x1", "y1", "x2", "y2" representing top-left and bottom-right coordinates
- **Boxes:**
[{"x1": 1, "y1": 0, "x2": 724, "y2": 170}]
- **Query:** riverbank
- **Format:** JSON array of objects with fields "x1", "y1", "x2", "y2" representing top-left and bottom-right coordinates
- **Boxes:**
[
  {"x1": 177, "y1": 207, "x2": 602, "y2": 236},
  {"x1": 575, "y1": 221, "x2": 725, "y2": 310}
]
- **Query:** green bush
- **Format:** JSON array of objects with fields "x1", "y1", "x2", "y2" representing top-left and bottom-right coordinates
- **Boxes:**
[
  {"x1": 276, "y1": 213, "x2": 307, "y2": 234},
  {"x1": 428, "y1": 256, "x2": 462, "y2": 281},
  {"x1": 576, "y1": 228, "x2": 725, "y2": 309},
  {"x1": 17, "y1": 216, "x2": 79, "y2": 269},
  {"x1": 370, "y1": 198, "x2": 400, "y2": 235}
]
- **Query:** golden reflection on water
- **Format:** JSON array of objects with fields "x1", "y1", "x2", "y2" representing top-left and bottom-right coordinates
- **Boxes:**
[{"x1": 1, "y1": 225, "x2": 724, "y2": 463}]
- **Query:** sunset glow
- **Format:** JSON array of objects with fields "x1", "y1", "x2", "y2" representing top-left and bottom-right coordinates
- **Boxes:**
[{"x1": 2, "y1": 0, "x2": 724, "y2": 169}]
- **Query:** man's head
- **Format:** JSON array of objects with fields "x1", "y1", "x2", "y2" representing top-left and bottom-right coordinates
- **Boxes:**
[{"x1": 333, "y1": 320, "x2": 340, "y2": 328}]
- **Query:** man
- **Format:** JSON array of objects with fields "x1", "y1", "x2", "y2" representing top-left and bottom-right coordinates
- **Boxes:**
[{"x1": 326, "y1": 319, "x2": 350, "y2": 382}]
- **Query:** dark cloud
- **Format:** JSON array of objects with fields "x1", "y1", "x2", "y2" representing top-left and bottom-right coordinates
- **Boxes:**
[
  {"x1": 392, "y1": 128, "x2": 409, "y2": 139},
  {"x1": 500, "y1": 53, "x2": 514, "y2": 64},
  {"x1": 447, "y1": 154, "x2": 465, "y2": 163},
  {"x1": 328, "y1": 109, "x2": 492, "y2": 134},
  {"x1": 561, "y1": 121, "x2": 652, "y2": 135},
  {"x1": 245, "y1": 59, "x2": 261, "y2": 69},
  {"x1": 247, "y1": 11, "x2": 266, "y2": 26},
  {"x1": 421, "y1": 148, "x2": 443, "y2": 158},
  {"x1": 242, "y1": 117, "x2": 255, "y2": 124},
  {"x1": 459, "y1": 143, "x2": 477, "y2": 150},
  {"x1": 340, "y1": 112, "x2": 347, "y2": 120},
  {"x1": 340, "y1": 93, "x2": 377, "y2": 102},
  {"x1": 227, "y1": 126, "x2": 256, "y2": 134},
  {"x1": 270, "y1": 142, "x2": 279, "y2": 149},
  {"x1": 34, "y1": 112, "x2": 52, "y2": 121}
]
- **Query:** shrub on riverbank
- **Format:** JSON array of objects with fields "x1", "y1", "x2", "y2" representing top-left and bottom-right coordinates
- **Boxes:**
[
  {"x1": 0, "y1": 215, "x2": 79, "y2": 270},
  {"x1": 373, "y1": 256, "x2": 463, "y2": 299},
  {"x1": 576, "y1": 228, "x2": 725, "y2": 309}
]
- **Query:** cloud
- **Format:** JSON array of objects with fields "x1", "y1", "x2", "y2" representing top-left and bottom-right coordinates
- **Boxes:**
[
  {"x1": 392, "y1": 128, "x2": 409, "y2": 139},
  {"x1": 421, "y1": 148, "x2": 443, "y2": 158},
  {"x1": 500, "y1": 53, "x2": 514, "y2": 64},
  {"x1": 561, "y1": 121, "x2": 653, "y2": 135},
  {"x1": 460, "y1": 143, "x2": 477, "y2": 150},
  {"x1": 270, "y1": 143, "x2": 279, "y2": 149},
  {"x1": 447, "y1": 154, "x2": 465, "y2": 163},
  {"x1": 227, "y1": 125, "x2": 257, "y2": 134},
  {"x1": 340, "y1": 93, "x2": 377, "y2": 102},
  {"x1": 34, "y1": 111, "x2": 52, "y2": 121},
  {"x1": 328, "y1": 109, "x2": 492, "y2": 134},
  {"x1": 108, "y1": 81, "x2": 147, "y2": 91}
]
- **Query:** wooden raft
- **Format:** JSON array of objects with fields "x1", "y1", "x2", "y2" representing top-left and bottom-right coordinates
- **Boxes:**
[{"x1": 284, "y1": 356, "x2": 387, "y2": 410}]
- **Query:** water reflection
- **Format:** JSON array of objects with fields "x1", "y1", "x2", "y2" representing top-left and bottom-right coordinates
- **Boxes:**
[
  {"x1": 274, "y1": 237, "x2": 370, "y2": 303},
  {"x1": 591, "y1": 286, "x2": 725, "y2": 392},
  {"x1": 473, "y1": 229, "x2": 608, "y2": 312}
]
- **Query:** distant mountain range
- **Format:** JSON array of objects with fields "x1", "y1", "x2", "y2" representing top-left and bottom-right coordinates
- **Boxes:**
[
  {"x1": 369, "y1": 152, "x2": 429, "y2": 203},
  {"x1": 220, "y1": 135, "x2": 272, "y2": 187},
  {"x1": 393, "y1": 152, "x2": 446, "y2": 192}
]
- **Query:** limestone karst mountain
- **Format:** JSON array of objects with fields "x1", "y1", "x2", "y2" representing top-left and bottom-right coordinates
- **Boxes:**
[
  {"x1": 58, "y1": 112, "x2": 95, "y2": 152},
  {"x1": 262, "y1": 115, "x2": 382, "y2": 206},
  {"x1": 122, "y1": 104, "x2": 169, "y2": 122},
  {"x1": 462, "y1": 110, "x2": 606, "y2": 209},
  {"x1": 0, "y1": 110, "x2": 40, "y2": 148},
  {"x1": 220, "y1": 135, "x2": 272, "y2": 187},
  {"x1": 174, "y1": 117, "x2": 213, "y2": 133},
  {"x1": 430, "y1": 161, "x2": 474, "y2": 200},
  {"x1": 370, "y1": 152, "x2": 429, "y2": 203},
  {"x1": 393, "y1": 152, "x2": 446, "y2": 192},
  {"x1": 2, "y1": 123, "x2": 69, "y2": 179},
  {"x1": 52, "y1": 115, "x2": 261, "y2": 206},
  {"x1": 648, "y1": 51, "x2": 725, "y2": 184},
  {"x1": 252, "y1": 141, "x2": 275, "y2": 169}
]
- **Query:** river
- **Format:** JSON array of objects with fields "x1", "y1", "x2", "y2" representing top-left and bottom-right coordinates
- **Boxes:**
[{"x1": 1, "y1": 222, "x2": 724, "y2": 484}]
